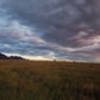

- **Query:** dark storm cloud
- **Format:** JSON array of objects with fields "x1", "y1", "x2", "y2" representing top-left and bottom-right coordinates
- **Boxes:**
[{"x1": 0, "y1": 0, "x2": 100, "y2": 62}]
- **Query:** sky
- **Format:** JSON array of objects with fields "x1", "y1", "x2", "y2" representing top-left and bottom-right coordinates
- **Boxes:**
[{"x1": 0, "y1": 0, "x2": 100, "y2": 62}]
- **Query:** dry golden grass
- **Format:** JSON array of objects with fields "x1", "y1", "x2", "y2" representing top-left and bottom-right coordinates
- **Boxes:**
[{"x1": 0, "y1": 60, "x2": 100, "y2": 100}]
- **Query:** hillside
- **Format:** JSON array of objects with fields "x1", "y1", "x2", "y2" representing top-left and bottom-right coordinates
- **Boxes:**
[
  {"x1": 0, "y1": 53, "x2": 8, "y2": 59},
  {"x1": 0, "y1": 53, "x2": 23, "y2": 60}
]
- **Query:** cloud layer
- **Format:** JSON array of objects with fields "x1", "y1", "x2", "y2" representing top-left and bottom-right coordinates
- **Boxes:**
[{"x1": 0, "y1": 0, "x2": 100, "y2": 62}]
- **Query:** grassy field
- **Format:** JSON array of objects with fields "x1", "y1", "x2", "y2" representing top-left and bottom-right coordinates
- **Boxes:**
[{"x1": 0, "y1": 60, "x2": 100, "y2": 100}]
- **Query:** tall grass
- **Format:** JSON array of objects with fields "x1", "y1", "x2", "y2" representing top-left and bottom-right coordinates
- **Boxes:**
[{"x1": 0, "y1": 60, "x2": 100, "y2": 100}]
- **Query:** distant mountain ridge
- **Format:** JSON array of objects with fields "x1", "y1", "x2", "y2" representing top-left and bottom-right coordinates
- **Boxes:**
[
  {"x1": 0, "y1": 53, "x2": 24, "y2": 60},
  {"x1": 0, "y1": 53, "x2": 8, "y2": 59}
]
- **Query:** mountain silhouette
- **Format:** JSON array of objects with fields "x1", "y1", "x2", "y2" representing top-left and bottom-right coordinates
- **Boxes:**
[
  {"x1": 0, "y1": 53, "x2": 24, "y2": 60},
  {"x1": 9, "y1": 56, "x2": 23, "y2": 60},
  {"x1": 0, "y1": 53, "x2": 8, "y2": 59}
]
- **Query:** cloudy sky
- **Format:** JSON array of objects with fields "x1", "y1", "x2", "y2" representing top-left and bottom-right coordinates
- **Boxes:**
[{"x1": 0, "y1": 0, "x2": 100, "y2": 62}]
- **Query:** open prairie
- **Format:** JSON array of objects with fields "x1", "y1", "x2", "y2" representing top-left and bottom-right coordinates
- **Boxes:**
[{"x1": 0, "y1": 60, "x2": 100, "y2": 100}]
